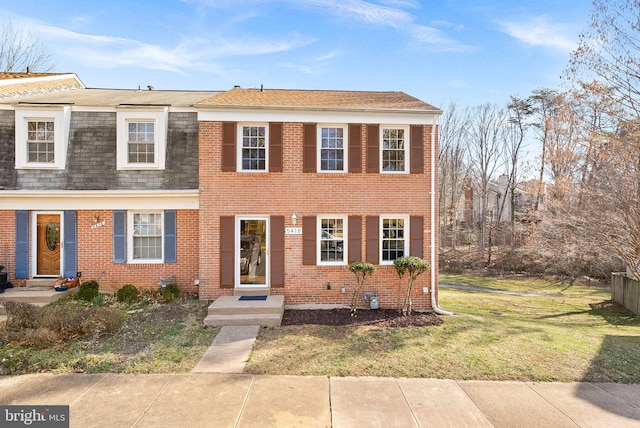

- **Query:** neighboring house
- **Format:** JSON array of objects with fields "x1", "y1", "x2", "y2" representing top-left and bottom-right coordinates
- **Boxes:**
[
  {"x1": 463, "y1": 175, "x2": 529, "y2": 226},
  {"x1": 0, "y1": 78, "x2": 443, "y2": 311},
  {"x1": 0, "y1": 72, "x2": 84, "y2": 100}
]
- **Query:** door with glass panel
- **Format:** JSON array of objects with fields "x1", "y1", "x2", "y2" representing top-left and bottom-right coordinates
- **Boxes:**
[
  {"x1": 36, "y1": 213, "x2": 62, "y2": 276},
  {"x1": 237, "y1": 217, "x2": 269, "y2": 287}
]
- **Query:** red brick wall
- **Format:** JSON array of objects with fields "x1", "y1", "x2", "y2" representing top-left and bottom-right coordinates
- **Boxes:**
[
  {"x1": 77, "y1": 210, "x2": 199, "y2": 293},
  {"x1": 198, "y1": 121, "x2": 438, "y2": 310},
  {"x1": 0, "y1": 209, "x2": 199, "y2": 293},
  {"x1": 0, "y1": 210, "x2": 23, "y2": 286}
]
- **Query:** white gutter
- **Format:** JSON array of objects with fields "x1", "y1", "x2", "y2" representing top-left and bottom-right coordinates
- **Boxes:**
[{"x1": 430, "y1": 113, "x2": 453, "y2": 316}]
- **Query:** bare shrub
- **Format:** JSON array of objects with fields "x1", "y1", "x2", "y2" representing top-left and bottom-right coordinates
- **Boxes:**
[{"x1": 3, "y1": 301, "x2": 40, "y2": 330}]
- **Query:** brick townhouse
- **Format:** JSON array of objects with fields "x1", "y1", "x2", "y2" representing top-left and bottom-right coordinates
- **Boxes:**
[{"x1": 0, "y1": 73, "x2": 443, "y2": 311}]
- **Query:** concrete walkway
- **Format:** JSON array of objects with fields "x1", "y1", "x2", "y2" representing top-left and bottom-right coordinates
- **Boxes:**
[
  {"x1": 192, "y1": 325, "x2": 260, "y2": 373},
  {"x1": 1, "y1": 373, "x2": 639, "y2": 427}
]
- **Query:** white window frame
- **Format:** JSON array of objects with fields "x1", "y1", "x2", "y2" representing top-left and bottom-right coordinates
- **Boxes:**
[
  {"x1": 15, "y1": 107, "x2": 70, "y2": 170},
  {"x1": 380, "y1": 125, "x2": 409, "y2": 174},
  {"x1": 237, "y1": 123, "x2": 269, "y2": 172},
  {"x1": 380, "y1": 214, "x2": 409, "y2": 265},
  {"x1": 317, "y1": 124, "x2": 348, "y2": 173},
  {"x1": 317, "y1": 215, "x2": 348, "y2": 266},
  {"x1": 127, "y1": 211, "x2": 164, "y2": 264},
  {"x1": 117, "y1": 108, "x2": 168, "y2": 170}
]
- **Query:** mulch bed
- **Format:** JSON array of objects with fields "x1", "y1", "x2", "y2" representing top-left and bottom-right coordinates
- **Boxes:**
[{"x1": 281, "y1": 308, "x2": 442, "y2": 328}]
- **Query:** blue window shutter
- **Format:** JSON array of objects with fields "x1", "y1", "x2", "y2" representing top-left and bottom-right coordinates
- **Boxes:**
[
  {"x1": 63, "y1": 211, "x2": 77, "y2": 277},
  {"x1": 164, "y1": 210, "x2": 177, "y2": 263},
  {"x1": 15, "y1": 211, "x2": 29, "y2": 279},
  {"x1": 113, "y1": 210, "x2": 126, "y2": 263}
]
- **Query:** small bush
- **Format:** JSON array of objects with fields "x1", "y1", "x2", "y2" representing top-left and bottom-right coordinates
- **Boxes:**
[
  {"x1": 88, "y1": 306, "x2": 126, "y2": 335},
  {"x1": 162, "y1": 283, "x2": 180, "y2": 302},
  {"x1": 116, "y1": 284, "x2": 140, "y2": 304},
  {"x1": 0, "y1": 302, "x2": 125, "y2": 348},
  {"x1": 78, "y1": 281, "x2": 100, "y2": 302},
  {"x1": 91, "y1": 294, "x2": 105, "y2": 306},
  {"x1": 3, "y1": 301, "x2": 40, "y2": 330}
]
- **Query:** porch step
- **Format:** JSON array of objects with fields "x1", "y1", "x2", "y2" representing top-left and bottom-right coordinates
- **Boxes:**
[
  {"x1": 0, "y1": 285, "x2": 79, "y2": 313},
  {"x1": 203, "y1": 295, "x2": 284, "y2": 327},
  {"x1": 26, "y1": 278, "x2": 57, "y2": 288},
  {"x1": 233, "y1": 288, "x2": 271, "y2": 297}
]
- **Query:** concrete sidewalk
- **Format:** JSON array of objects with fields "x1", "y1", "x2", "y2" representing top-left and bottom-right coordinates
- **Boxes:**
[{"x1": 1, "y1": 373, "x2": 639, "y2": 427}]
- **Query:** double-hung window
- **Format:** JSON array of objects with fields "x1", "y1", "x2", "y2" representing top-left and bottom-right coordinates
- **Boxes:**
[
  {"x1": 381, "y1": 216, "x2": 408, "y2": 263},
  {"x1": 127, "y1": 121, "x2": 155, "y2": 164},
  {"x1": 15, "y1": 107, "x2": 70, "y2": 170},
  {"x1": 116, "y1": 109, "x2": 168, "y2": 170},
  {"x1": 27, "y1": 120, "x2": 55, "y2": 163},
  {"x1": 381, "y1": 126, "x2": 409, "y2": 173},
  {"x1": 318, "y1": 125, "x2": 347, "y2": 172},
  {"x1": 239, "y1": 124, "x2": 268, "y2": 171},
  {"x1": 129, "y1": 212, "x2": 163, "y2": 263},
  {"x1": 318, "y1": 216, "x2": 347, "y2": 265}
]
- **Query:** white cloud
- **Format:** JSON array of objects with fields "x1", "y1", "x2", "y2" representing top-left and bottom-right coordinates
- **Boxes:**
[
  {"x1": 29, "y1": 23, "x2": 313, "y2": 74},
  {"x1": 498, "y1": 15, "x2": 577, "y2": 53},
  {"x1": 447, "y1": 79, "x2": 466, "y2": 89},
  {"x1": 186, "y1": 0, "x2": 470, "y2": 51}
]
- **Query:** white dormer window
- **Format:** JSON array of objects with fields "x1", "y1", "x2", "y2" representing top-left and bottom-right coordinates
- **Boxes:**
[
  {"x1": 117, "y1": 109, "x2": 168, "y2": 170},
  {"x1": 15, "y1": 107, "x2": 71, "y2": 170}
]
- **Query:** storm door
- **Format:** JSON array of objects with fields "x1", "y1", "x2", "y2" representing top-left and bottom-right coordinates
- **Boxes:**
[{"x1": 236, "y1": 217, "x2": 269, "y2": 288}]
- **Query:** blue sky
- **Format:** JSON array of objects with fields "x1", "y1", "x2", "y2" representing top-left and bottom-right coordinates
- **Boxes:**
[{"x1": 1, "y1": 0, "x2": 591, "y2": 109}]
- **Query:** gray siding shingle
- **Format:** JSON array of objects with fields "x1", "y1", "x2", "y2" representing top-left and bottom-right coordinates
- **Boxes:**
[{"x1": 3, "y1": 111, "x2": 199, "y2": 190}]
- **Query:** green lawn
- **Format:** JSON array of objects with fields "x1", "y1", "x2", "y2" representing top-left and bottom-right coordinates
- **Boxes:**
[{"x1": 245, "y1": 274, "x2": 640, "y2": 382}]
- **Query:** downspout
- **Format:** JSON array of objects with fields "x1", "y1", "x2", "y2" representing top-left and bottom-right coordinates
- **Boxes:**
[{"x1": 430, "y1": 113, "x2": 453, "y2": 316}]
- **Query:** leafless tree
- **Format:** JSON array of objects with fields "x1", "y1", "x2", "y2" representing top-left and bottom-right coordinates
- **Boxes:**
[
  {"x1": 0, "y1": 21, "x2": 55, "y2": 72},
  {"x1": 438, "y1": 101, "x2": 467, "y2": 251},
  {"x1": 566, "y1": 0, "x2": 640, "y2": 277},
  {"x1": 501, "y1": 96, "x2": 532, "y2": 247},
  {"x1": 464, "y1": 103, "x2": 507, "y2": 261}
]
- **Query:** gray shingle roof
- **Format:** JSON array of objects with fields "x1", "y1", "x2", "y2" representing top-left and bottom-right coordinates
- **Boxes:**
[{"x1": 10, "y1": 88, "x2": 222, "y2": 107}]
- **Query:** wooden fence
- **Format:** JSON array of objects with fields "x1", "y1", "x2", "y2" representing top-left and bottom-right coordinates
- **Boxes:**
[{"x1": 611, "y1": 272, "x2": 640, "y2": 316}]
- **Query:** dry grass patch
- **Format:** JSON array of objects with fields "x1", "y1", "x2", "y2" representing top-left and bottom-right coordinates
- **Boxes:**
[{"x1": 246, "y1": 275, "x2": 640, "y2": 382}]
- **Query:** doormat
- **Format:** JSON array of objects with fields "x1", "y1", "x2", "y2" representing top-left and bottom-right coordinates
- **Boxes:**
[{"x1": 239, "y1": 295, "x2": 268, "y2": 301}]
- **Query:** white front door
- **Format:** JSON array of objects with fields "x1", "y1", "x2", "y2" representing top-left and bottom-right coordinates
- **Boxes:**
[{"x1": 236, "y1": 216, "x2": 269, "y2": 288}]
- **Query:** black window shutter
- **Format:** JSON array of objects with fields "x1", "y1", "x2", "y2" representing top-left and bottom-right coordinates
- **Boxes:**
[
  {"x1": 348, "y1": 124, "x2": 362, "y2": 173},
  {"x1": 270, "y1": 122, "x2": 283, "y2": 172},
  {"x1": 220, "y1": 216, "x2": 235, "y2": 288},
  {"x1": 366, "y1": 124, "x2": 379, "y2": 173},
  {"x1": 303, "y1": 123, "x2": 316, "y2": 172},
  {"x1": 348, "y1": 215, "x2": 362, "y2": 263},
  {"x1": 366, "y1": 216, "x2": 379, "y2": 264},
  {"x1": 302, "y1": 216, "x2": 316, "y2": 265},
  {"x1": 15, "y1": 211, "x2": 29, "y2": 279},
  {"x1": 113, "y1": 210, "x2": 126, "y2": 263},
  {"x1": 410, "y1": 215, "x2": 424, "y2": 258},
  {"x1": 270, "y1": 216, "x2": 285, "y2": 287},
  {"x1": 164, "y1": 210, "x2": 177, "y2": 263},
  {"x1": 410, "y1": 125, "x2": 424, "y2": 174},
  {"x1": 63, "y1": 211, "x2": 77, "y2": 277},
  {"x1": 221, "y1": 122, "x2": 236, "y2": 171}
]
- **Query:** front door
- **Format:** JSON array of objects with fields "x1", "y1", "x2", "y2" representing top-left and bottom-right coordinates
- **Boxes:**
[
  {"x1": 36, "y1": 213, "x2": 61, "y2": 276},
  {"x1": 237, "y1": 217, "x2": 269, "y2": 288}
]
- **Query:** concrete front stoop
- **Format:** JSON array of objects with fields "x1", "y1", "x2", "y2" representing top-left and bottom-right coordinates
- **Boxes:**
[
  {"x1": 0, "y1": 280, "x2": 80, "y2": 323},
  {"x1": 203, "y1": 295, "x2": 284, "y2": 327}
]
